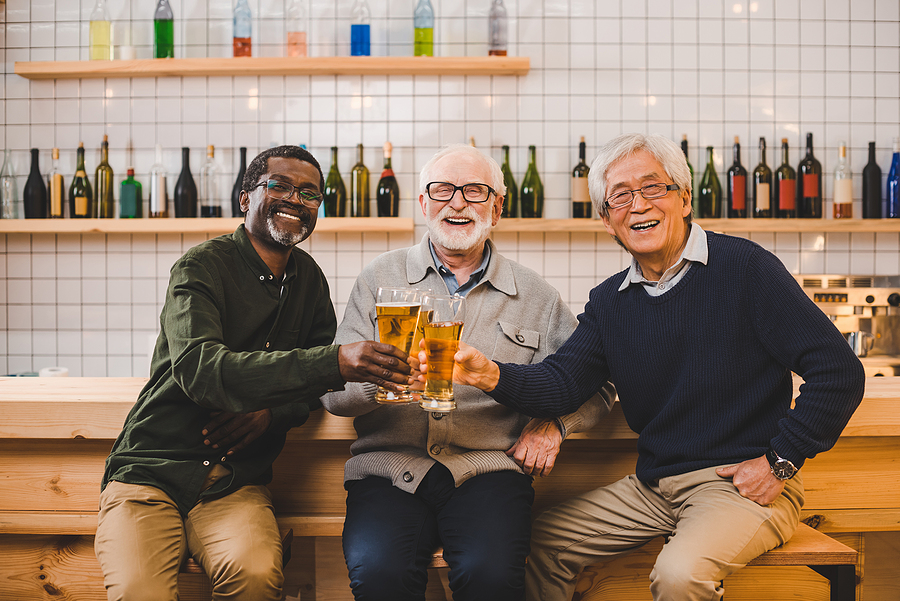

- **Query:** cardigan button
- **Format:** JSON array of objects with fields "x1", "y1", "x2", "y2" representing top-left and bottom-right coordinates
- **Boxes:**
[
  {"x1": 429, "y1": 444, "x2": 441, "y2": 455},
  {"x1": 431, "y1": 412, "x2": 443, "y2": 420},
  {"x1": 403, "y1": 472, "x2": 413, "y2": 483},
  {"x1": 516, "y1": 334, "x2": 525, "y2": 343},
  {"x1": 203, "y1": 460, "x2": 210, "y2": 466},
  {"x1": 259, "y1": 275, "x2": 264, "y2": 281}
]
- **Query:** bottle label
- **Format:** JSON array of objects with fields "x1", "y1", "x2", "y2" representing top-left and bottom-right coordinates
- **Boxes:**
[
  {"x1": 50, "y1": 174, "x2": 64, "y2": 217},
  {"x1": 75, "y1": 195, "x2": 88, "y2": 216},
  {"x1": 779, "y1": 180, "x2": 795, "y2": 210},
  {"x1": 803, "y1": 173, "x2": 818, "y2": 197},
  {"x1": 572, "y1": 178, "x2": 590, "y2": 203},
  {"x1": 756, "y1": 182, "x2": 770, "y2": 211},
  {"x1": 150, "y1": 174, "x2": 168, "y2": 213},
  {"x1": 834, "y1": 179, "x2": 853, "y2": 205},
  {"x1": 731, "y1": 175, "x2": 746, "y2": 210}
]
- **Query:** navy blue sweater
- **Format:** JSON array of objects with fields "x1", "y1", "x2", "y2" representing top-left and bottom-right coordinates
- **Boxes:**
[{"x1": 491, "y1": 232, "x2": 865, "y2": 482}]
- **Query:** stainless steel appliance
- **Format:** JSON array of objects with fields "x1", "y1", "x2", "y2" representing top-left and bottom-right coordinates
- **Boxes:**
[{"x1": 796, "y1": 275, "x2": 900, "y2": 376}]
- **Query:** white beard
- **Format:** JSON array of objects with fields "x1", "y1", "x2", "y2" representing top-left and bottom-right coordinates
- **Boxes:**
[
  {"x1": 267, "y1": 213, "x2": 307, "y2": 247},
  {"x1": 426, "y1": 203, "x2": 493, "y2": 251}
]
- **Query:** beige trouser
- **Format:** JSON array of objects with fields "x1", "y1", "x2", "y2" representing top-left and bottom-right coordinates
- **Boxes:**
[
  {"x1": 95, "y1": 480, "x2": 284, "y2": 601},
  {"x1": 526, "y1": 466, "x2": 805, "y2": 601}
]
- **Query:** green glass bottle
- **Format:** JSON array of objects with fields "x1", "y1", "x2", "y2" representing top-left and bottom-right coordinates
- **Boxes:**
[
  {"x1": 697, "y1": 146, "x2": 721, "y2": 218},
  {"x1": 69, "y1": 142, "x2": 94, "y2": 219},
  {"x1": 154, "y1": 0, "x2": 175, "y2": 58},
  {"x1": 120, "y1": 168, "x2": 143, "y2": 218},
  {"x1": 323, "y1": 146, "x2": 347, "y2": 217},
  {"x1": 520, "y1": 145, "x2": 543, "y2": 218},
  {"x1": 95, "y1": 135, "x2": 114, "y2": 218},
  {"x1": 500, "y1": 145, "x2": 518, "y2": 218},
  {"x1": 350, "y1": 143, "x2": 370, "y2": 217}
]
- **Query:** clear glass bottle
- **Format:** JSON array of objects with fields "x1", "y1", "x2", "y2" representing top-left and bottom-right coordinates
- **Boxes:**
[
  {"x1": 414, "y1": 0, "x2": 435, "y2": 57},
  {"x1": 520, "y1": 145, "x2": 544, "y2": 218},
  {"x1": 349, "y1": 143, "x2": 370, "y2": 217},
  {"x1": 500, "y1": 145, "x2": 517, "y2": 218},
  {"x1": 350, "y1": 0, "x2": 371, "y2": 56},
  {"x1": 48, "y1": 148, "x2": 65, "y2": 218},
  {"x1": 200, "y1": 145, "x2": 223, "y2": 217},
  {"x1": 154, "y1": 0, "x2": 175, "y2": 59},
  {"x1": 95, "y1": 134, "x2": 115, "y2": 218},
  {"x1": 1, "y1": 149, "x2": 18, "y2": 219},
  {"x1": 89, "y1": 0, "x2": 112, "y2": 60},
  {"x1": 287, "y1": 0, "x2": 309, "y2": 57},
  {"x1": 488, "y1": 0, "x2": 508, "y2": 56},
  {"x1": 149, "y1": 144, "x2": 169, "y2": 218},
  {"x1": 233, "y1": 0, "x2": 252, "y2": 57},
  {"x1": 832, "y1": 141, "x2": 853, "y2": 219},
  {"x1": 120, "y1": 168, "x2": 143, "y2": 218}
]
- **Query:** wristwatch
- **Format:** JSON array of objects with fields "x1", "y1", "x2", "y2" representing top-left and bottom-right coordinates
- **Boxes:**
[{"x1": 766, "y1": 448, "x2": 799, "y2": 480}]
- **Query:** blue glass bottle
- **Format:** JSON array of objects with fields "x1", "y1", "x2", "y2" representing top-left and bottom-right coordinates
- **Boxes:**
[
  {"x1": 233, "y1": 0, "x2": 252, "y2": 57},
  {"x1": 888, "y1": 138, "x2": 900, "y2": 218},
  {"x1": 351, "y1": 0, "x2": 371, "y2": 56}
]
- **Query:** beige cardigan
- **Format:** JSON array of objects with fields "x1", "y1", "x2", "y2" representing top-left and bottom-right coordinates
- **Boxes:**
[{"x1": 321, "y1": 235, "x2": 615, "y2": 493}]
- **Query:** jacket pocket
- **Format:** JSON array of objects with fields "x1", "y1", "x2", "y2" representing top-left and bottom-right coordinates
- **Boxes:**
[{"x1": 491, "y1": 321, "x2": 540, "y2": 364}]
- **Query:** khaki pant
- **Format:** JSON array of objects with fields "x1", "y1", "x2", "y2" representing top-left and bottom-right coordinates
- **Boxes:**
[
  {"x1": 525, "y1": 466, "x2": 805, "y2": 601},
  {"x1": 95, "y1": 481, "x2": 284, "y2": 601}
]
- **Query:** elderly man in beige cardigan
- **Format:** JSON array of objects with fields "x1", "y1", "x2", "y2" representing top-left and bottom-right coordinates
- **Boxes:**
[{"x1": 321, "y1": 143, "x2": 615, "y2": 601}]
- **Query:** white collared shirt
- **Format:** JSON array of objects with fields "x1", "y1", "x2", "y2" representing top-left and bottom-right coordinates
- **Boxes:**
[{"x1": 618, "y1": 223, "x2": 709, "y2": 297}]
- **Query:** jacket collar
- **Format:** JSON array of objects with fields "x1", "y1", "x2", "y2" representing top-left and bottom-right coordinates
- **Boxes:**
[
  {"x1": 233, "y1": 223, "x2": 298, "y2": 285},
  {"x1": 407, "y1": 233, "x2": 517, "y2": 296}
]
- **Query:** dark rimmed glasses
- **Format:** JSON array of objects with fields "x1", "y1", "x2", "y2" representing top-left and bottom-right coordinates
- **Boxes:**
[
  {"x1": 605, "y1": 183, "x2": 680, "y2": 210},
  {"x1": 426, "y1": 182, "x2": 497, "y2": 203},
  {"x1": 250, "y1": 179, "x2": 324, "y2": 208}
]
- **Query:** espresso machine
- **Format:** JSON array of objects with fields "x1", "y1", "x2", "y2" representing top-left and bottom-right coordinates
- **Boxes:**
[{"x1": 796, "y1": 275, "x2": 900, "y2": 376}]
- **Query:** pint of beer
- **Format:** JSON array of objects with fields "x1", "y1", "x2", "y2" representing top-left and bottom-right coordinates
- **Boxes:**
[
  {"x1": 375, "y1": 287, "x2": 422, "y2": 403},
  {"x1": 420, "y1": 294, "x2": 466, "y2": 412}
]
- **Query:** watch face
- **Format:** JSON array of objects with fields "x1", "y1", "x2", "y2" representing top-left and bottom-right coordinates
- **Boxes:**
[{"x1": 772, "y1": 459, "x2": 796, "y2": 480}]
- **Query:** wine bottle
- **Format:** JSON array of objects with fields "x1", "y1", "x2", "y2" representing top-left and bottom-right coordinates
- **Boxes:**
[
  {"x1": 174, "y1": 147, "x2": 197, "y2": 218},
  {"x1": 572, "y1": 136, "x2": 591, "y2": 218},
  {"x1": 775, "y1": 138, "x2": 796, "y2": 218},
  {"x1": 351, "y1": 0, "x2": 371, "y2": 56},
  {"x1": 48, "y1": 148, "x2": 65, "y2": 219},
  {"x1": 154, "y1": 0, "x2": 175, "y2": 59},
  {"x1": 752, "y1": 137, "x2": 772, "y2": 218},
  {"x1": 231, "y1": 146, "x2": 247, "y2": 217},
  {"x1": 697, "y1": 146, "x2": 721, "y2": 218},
  {"x1": 488, "y1": 0, "x2": 508, "y2": 56},
  {"x1": 287, "y1": 0, "x2": 308, "y2": 57},
  {"x1": 376, "y1": 142, "x2": 400, "y2": 217},
  {"x1": 414, "y1": 0, "x2": 435, "y2": 57},
  {"x1": 798, "y1": 132, "x2": 822, "y2": 218},
  {"x1": 500, "y1": 145, "x2": 518, "y2": 218},
  {"x1": 888, "y1": 138, "x2": 900, "y2": 219},
  {"x1": 681, "y1": 134, "x2": 693, "y2": 184},
  {"x1": 349, "y1": 143, "x2": 370, "y2": 217},
  {"x1": 120, "y1": 168, "x2": 143, "y2": 218},
  {"x1": 89, "y1": 0, "x2": 112, "y2": 60},
  {"x1": 832, "y1": 141, "x2": 853, "y2": 219},
  {"x1": 233, "y1": 0, "x2": 252, "y2": 57},
  {"x1": 323, "y1": 147, "x2": 347, "y2": 217},
  {"x1": 69, "y1": 142, "x2": 94, "y2": 219},
  {"x1": 0, "y1": 149, "x2": 17, "y2": 219},
  {"x1": 149, "y1": 145, "x2": 168, "y2": 218},
  {"x1": 200, "y1": 145, "x2": 222, "y2": 217},
  {"x1": 95, "y1": 135, "x2": 114, "y2": 218},
  {"x1": 520, "y1": 145, "x2": 544, "y2": 218},
  {"x1": 23, "y1": 148, "x2": 48, "y2": 219},
  {"x1": 726, "y1": 136, "x2": 747, "y2": 219},
  {"x1": 862, "y1": 142, "x2": 882, "y2": 219}
]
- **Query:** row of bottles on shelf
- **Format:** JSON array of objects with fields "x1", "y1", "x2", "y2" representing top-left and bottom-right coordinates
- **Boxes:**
[
  {"x1": 688, "y1": 134, "x2": 900, "y2": 220},
  {"x1": 88, "y1": 0, "x2": 509, "y2": 61}
]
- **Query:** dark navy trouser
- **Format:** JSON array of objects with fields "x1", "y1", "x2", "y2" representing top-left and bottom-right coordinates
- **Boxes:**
[{"x1": 342, "y1": 463, "x2": 534, "y2": 601}]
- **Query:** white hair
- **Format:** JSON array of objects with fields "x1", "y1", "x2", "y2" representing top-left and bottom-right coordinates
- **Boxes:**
[
  {"x1": 418, "y1": 144, "x2": 507, "y2": 199},
  {"x1": 589, "y1": 133, "x2": 693, "y2": 222}
]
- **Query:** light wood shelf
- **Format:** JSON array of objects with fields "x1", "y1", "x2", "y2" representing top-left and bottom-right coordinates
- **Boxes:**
[
  {"x1": 494, "y1": 218, "x2": 900, "y2": 234},
  {"x1": 0, "y1": 217, "x2": 413, "y2": 235},
  {"x1": 14, "y1": 56, "x2": 530, "y2": 80}
]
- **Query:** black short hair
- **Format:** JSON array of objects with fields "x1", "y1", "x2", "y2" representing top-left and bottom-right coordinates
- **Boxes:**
[{"x1": 242, "y1": 145, "x2": 325, "y2": 197}]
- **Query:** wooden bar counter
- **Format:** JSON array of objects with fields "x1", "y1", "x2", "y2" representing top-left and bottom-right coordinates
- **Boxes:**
[{"x1": 1, "y1": 377, "x2": 898, "y2": 600}]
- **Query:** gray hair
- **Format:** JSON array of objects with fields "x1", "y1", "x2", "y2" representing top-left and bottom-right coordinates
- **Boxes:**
[
  {"x1": 418, "y1": 144, "x2": 507, "y2": 200},
  {"x1": 589, "y1": 133, "x2": 693, "y2": 223}
]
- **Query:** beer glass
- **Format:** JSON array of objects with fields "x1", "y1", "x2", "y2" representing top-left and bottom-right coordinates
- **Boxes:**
[
  {"x1": 375, "y1": 287, "x2": 422, "y2": 403},
  {"x1": 420, "y1": 294, "x2": 466, "y2": 412}
]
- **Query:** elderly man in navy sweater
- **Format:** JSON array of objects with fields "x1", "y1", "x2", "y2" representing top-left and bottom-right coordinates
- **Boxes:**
[{"x1": 426, "y1": 133, "x2": 866, "y2": 601}]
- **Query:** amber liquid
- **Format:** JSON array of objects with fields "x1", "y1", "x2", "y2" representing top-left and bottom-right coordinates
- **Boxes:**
[
  {"x1": 422, "y1": 321, "x2": 464, "y2": 411},
  {"x1": 375, "y1": 303, "x2": 421, "y2": 403},
  {"x1": 233, "y1": 37, "x2": 251, "y2": 57}
]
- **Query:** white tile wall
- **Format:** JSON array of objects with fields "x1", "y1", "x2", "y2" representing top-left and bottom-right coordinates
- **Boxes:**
[{"x1": 1, "y1": 0, "x2": 899, "y2": 375}]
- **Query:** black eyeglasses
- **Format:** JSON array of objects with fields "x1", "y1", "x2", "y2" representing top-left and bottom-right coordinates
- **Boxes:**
[
  {"x1": 426, "y1": 182, "x2": 497, "y2": 203},
  {"x1": 250, "y1": 179, "x2": 324, "y2": 208},
  {"x1": 605, "y1": 183, "x2": 680, "y2": 210}
]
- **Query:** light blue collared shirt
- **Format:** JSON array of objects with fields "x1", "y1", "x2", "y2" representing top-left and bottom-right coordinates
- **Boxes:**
[
  {"x1": 428, "y1": 240, "x2": 492, "y2": 297},
  {"x1": 618, "y1": 223, "x2": 708, "y2": 297}
]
